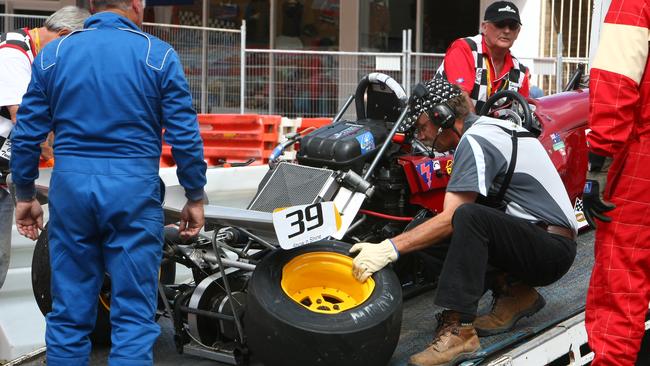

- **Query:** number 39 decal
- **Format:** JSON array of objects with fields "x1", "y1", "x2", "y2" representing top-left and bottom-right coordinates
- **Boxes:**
[
  {"x1": 285, "y1": 203, "x2": 324, "y2": 238},
  {"x1": 272, "y1": 202, "x2": 341, "y2": 249}
]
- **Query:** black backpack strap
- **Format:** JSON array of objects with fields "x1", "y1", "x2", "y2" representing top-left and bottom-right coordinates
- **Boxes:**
[{"x1": 491, "y1": 125, "x2": 535, "y2": 204}]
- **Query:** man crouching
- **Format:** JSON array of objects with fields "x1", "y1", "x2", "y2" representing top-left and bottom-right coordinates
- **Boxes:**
[{"x1": 349, "y1": 78, "x2": 578, "y2": 366}]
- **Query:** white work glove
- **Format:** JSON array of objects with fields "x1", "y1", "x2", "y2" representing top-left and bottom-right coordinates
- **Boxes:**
[{"x1": 349, "y1": 239, "x2": 399, "y2": 282}]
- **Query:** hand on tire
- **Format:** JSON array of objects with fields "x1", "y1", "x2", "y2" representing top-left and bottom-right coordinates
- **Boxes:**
[
  {"x1": 583, "y1": 178, "x2": 615, "y2": 229},
  {"x1": 349, "y1": 239, "x2": 399, "y2": 282}
]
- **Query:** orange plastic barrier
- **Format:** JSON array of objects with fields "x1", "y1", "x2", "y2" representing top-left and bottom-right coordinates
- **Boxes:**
[
  {"x1": 290, "y1": 117, "x2": 332, "y2": 152},
  {"x1": 161, "y1": 114, "x2": 281, "y2": 167},
  {"x1": 299, "y1": 118, "x2": 332, "y2": 135}
]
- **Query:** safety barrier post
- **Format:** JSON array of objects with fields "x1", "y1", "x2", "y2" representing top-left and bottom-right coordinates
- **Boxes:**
[
  {"x1": 200, "y1": 0, "x2": 208, "y2": 114},
  {"x1": 556, "y1": 33, "x2": 564, "y2": 94},
  {"x1": 240, "y1": 21, "x2": 246, "y2": 114},
  {"x1": 402, "y1": 29, "x2": 407, "y2": 90},
  {"x1": 405, "y1": 29, "x2": 412, "y2": 94}
]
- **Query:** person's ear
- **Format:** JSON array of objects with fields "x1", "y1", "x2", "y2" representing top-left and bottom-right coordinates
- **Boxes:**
[{"x1": 57, "y1": 29, "x2": 70, "y2": 37}]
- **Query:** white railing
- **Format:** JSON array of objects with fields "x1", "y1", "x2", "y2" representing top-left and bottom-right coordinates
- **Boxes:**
[
  {"x1": 1, "y1": 13, "x2": 47, "y2": 33},
  {"x1": 2, "y1": 14, "x2": 589, "y2": 118}
]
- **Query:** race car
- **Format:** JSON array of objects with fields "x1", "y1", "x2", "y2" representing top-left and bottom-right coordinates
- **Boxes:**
[{"x1": 30, "y1": 72, "x2": 592, "y2": 366}]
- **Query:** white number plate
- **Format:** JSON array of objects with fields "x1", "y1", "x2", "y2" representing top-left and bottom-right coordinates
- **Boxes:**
[
  {"x1": 0, "y1": 137, "x2": 10, "y2": 161},
  {"x1": 273, "y1": 202, "x2": 341, "y2": 250}
]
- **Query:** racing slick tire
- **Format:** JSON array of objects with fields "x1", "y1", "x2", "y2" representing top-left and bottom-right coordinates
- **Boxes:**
[
  {"x1": 31, "y1": 224, "x2": 175, "y2": 345},
  {"x1": 246, "y1": 240, "x2": 402, "y2": 366}
]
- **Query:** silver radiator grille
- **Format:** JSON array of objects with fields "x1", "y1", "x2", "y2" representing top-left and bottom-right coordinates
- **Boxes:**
[{"x1": 247, "y1": 163, "x2": 336, "y2": 213}]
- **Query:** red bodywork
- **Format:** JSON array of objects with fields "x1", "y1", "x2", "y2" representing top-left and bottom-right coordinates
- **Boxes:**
[{"x1": 398, "y1": 90, "x2": 590, "y2": 213}]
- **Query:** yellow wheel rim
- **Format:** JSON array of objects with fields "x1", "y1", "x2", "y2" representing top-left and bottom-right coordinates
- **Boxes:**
[
  {"x1": 281, "y1": 252, "x2": 375, "y2": 314},
  {"x1": 97, "y1": 269, "x2": 164, "y2": 312}
]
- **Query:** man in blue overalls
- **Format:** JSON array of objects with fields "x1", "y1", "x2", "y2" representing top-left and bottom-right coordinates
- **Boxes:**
[{"x1": 10, "y1": 1, "x2": 207, "y2": 365}]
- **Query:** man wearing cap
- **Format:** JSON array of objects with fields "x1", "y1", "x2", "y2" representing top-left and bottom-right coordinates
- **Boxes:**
[
  {"x1": 349, "y1": 78, "x2": 577, "y2": 366},
  {"x1": 436, "y1": 1, "x2": 530, "y2": 114},
  {"x1": 10, "y1": 0, "x2": 207, "y2": 364}
]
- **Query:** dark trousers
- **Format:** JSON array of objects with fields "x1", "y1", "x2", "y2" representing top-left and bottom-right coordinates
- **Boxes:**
[{"x1": 423, "y1": 203, "x2": 576, "y2": 316}]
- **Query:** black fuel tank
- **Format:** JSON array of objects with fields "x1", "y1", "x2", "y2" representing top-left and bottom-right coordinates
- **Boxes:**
[{"x1": 297, "y1": 119, "x2": 388, "y2": 170}]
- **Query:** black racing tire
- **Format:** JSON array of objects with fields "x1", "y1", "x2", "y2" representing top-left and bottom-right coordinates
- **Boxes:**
[
  {"x1": 31, "y1": 224, "x2": 176, "y2": 346},
  {"x1": 245, "y1": 240, "x2": 402, "y2": 366}
]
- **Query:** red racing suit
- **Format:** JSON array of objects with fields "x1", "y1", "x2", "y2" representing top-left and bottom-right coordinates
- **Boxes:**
[
  {"x1": 435, "y1": 34, "x2": 530, "y2": 113},
  {"x1": 586, "y1": 0, "x2": 650, "y2": 365}
]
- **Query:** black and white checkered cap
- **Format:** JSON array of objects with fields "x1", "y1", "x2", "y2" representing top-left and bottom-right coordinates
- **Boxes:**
[{"x1": 399, "y1": 78, "x2": 463, "y2": 133}]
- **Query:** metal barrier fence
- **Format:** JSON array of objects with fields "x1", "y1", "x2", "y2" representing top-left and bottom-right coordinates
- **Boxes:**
[
  {"x1": 1, "y1": 13, "x2": 46, "y2": 34},
  {"x1": 0, "y1": 14, "x2": 243, "y2": 114},
  {"x1": 2, "y1": 14, "x2": 589, "y2": 118},
  {"x1": 141, "y1": 22, "x2": 243, "y2": 114},
  {"x1": 244, "y1": 49, "x2": 404, "y2": 118}
]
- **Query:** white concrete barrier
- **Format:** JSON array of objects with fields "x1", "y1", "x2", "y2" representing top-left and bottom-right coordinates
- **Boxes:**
[{"x1": 0, "y1": 208, "x2": 48, "y2": 363}]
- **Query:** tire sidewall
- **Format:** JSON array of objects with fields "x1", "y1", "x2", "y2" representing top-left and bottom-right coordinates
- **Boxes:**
[
  {"x1": 246, "y1": 240, "x2": 403, "y2": 366},
  {"x1": 249, "y1": 240, "x2": 401, "y2": 333}
]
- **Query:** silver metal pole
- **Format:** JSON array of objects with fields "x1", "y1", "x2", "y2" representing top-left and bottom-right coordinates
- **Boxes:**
[
  {"x1": 363, "y1": 107, "x2": 409, "y2": 181},
  {"x1": 402, "y1": 29, "x2": 407, "y2": 88},
  {"x1": 406, "y1": 29, "x2": 412, "y2": 93},
  {"x1": 556, "y1": 33, "x2": 563, "y2": 93},
  {"x1": 415, "y1": 0, "x2": 423, "y2": 85},
  {"x1": 200, "y1": 0, "x2": 208, "y2": 113},
  {"x1": 268, "y1": 0, "x2": 276, "y2": 115},
  {"x1": 333, "y1": 94, "x2": 354, "y2": 123},
  {"x1": 240, "y1": 21, "x2": 246, "y2": 114},
  {"x1": 5, "y1": 1, "x2": 14, "y2": 33}
]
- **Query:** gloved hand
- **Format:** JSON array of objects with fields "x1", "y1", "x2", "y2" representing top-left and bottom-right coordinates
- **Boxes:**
[
  {"x1": 349, "y1": 239, "x2": 399, "y2": 282},
  {"x1": 583, "y1": 177, "x2": 615, "y2": 229}
]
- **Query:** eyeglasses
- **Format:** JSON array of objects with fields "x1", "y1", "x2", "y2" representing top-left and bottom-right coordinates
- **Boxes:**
[
  {"x1": 414, "y1": 117, "x2": 442, "y2": 139},
  {"x1": 492, "y1": 20, "x2": 520, "y2": 31}
]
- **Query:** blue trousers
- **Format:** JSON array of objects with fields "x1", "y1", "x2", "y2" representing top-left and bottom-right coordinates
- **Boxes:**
[{"x1": 46, "y1": 156, "x2": 163, "y2": 366}]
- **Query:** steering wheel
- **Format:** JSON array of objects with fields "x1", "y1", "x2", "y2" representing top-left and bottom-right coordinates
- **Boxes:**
[{"x1": 479, "y1": 90, "x2": 535, "y2": 132}]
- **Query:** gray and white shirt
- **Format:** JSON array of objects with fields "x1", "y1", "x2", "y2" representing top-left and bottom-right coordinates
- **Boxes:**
[{"x1": 448, "y1": 115, "x2": 578, "y2": 233}]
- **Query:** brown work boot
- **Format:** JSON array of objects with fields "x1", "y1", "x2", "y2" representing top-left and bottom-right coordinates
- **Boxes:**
[
  {"x1": 408, "y1": 311, "x2": 480, "y2": 366},
  {"x1": 474, "y1": 278, "x2": 546, "y2": 337}
]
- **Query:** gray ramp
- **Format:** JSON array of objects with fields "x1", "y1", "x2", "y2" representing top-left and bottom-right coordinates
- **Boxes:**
[
  {"x1": 391, "y1": 230, "x2": 595, "y2": 365},
  {"x1": 20, "y1": 233, "x2": 595, "y2": 366}
]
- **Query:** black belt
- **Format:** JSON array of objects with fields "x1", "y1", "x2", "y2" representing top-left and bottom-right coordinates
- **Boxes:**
[{"x1": 537, "y1": 223, "x2": 576, "y2": 241}]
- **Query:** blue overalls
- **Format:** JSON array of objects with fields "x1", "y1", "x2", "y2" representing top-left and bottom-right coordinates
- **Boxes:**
[{"x1": 11, "y1": 12, "x2": 207, "y2": 366}]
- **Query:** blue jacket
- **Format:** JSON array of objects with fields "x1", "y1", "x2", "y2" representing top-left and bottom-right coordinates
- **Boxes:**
[{"x1": 11, "y1": 12, "x2": 206, "y2": 201}]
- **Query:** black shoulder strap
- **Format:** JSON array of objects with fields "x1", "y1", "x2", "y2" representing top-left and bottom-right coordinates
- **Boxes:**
[
  {"x1": 0, "y1": 29, "x2": 31, "y2": 53},
  {"x1": 462, "y1": 37, "x2": 478, "y2": 52},
  {"x1": 493, "y1": 125, "x2": 535, "y2": 203}
]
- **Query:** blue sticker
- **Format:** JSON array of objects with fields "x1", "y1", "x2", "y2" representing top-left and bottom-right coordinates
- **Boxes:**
[
  {"x1": 584, "y1": 180, "x2": 593, "y2": 194},
  {"x1": 550, "y1": 132, "x2": 565, "y2": 151},
  {"x1": 356, "y1": 131, "x2": 375, "y2": 155},
  {"x1": 416, "y1": 160, "x2": 434, "y2": 188},
  {"x1": 551, "y1": 133, "x2": 562, "y2": 144}
]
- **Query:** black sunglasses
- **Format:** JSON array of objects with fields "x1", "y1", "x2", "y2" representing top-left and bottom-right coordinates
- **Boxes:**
[{"x1": 493, "y1": 20, "x2": 520, "y2": 30}]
